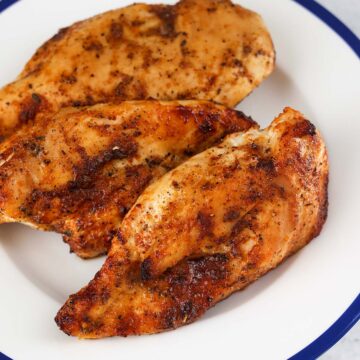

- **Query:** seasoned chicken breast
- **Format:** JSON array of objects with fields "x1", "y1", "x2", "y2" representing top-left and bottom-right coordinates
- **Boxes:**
[
  {"x1": 0, "y1": 100, "x2": 256, "y2": 258},
  {"x1": 0, "y1": 0, "x2": 274, "y2": 139},
  {"x1": 56, "y1": 107, "x2": 328, "y2": 338}
]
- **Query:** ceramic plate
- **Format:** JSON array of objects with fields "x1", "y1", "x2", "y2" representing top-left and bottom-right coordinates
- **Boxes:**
[{"x1": 0, "y1": 1, "x2": 359, "y2": 359}]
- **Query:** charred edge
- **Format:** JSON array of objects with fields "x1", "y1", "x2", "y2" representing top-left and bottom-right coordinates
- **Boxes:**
[
  {"x1": 313, "y1": 171, "x2": 329, "y2": 238},
  {"x1": 51, "y1": 27, "x2": 70, "y2": 42},
  {"x1": 56, "y1": 274, "x2": 112, "y2": 334},
  {"x1": 54, "y1": 311, "x2": 75, "y2": 335},
  {"x1": 54, "y1": 292, "x2": 82, "y2": 335},
  {"x1": 161, "y1": 300, "x2": 197, "y2": 330},
  {"x1": 234, "y1": 110, "x2": 256, "y2": 126},
  {"x1": 292, "y1": 119, "x2": 317, "y2": 137},
  {"x1": 180, "y1": 300, "x2": 194, "y2": 318},
  {"x1": 160, "y1": 254, "x2": 229, "y2": 329},
  {"x1": 162, "y1": 307, "x2": 177, "y2": 329}
]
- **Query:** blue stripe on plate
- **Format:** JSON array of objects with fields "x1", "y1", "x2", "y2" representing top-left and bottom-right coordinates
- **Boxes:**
[
  {"x1": 293, "y1": 0, "x2": 360, "y2": 57},
  {"x1": 290, "y1": 294, "x2": 360, "y2": 359},
  {"x1": 0, "y1": 0, "x2": 19, "y2": 13},
  {"x1": 0, "y1": 353, "x2": 11, "y2": 360},
  {"x1": 0, "y1": 1, "x2": 359, "y2": 359}
]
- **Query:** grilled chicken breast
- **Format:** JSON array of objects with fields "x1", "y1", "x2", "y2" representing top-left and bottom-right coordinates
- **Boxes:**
[
  {"x1": 56, "y1": 107, "x2": 328, "y2": 338},
  {"x1": 0, "y1": 100, "x2": 256, "y2": 258},
  {"x1": 0, "y1": 0, "x2": 274, "y2": 139}
]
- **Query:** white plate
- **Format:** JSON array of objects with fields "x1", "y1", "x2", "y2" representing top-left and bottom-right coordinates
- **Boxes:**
[{"x1": 0, "y1": 1, "x2": 359, "y2": 359}]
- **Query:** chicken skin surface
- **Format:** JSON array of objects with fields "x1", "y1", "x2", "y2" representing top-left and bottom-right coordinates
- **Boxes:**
[
  {"x1": 0, "y1": 100, "x2": 256, "y2": 258},
  {"x1": 0, "y1": 0, "x2": 274, "y2": 139},
  {"x1": 56, "y1": 107, "x2": 328, "y2": 337}
]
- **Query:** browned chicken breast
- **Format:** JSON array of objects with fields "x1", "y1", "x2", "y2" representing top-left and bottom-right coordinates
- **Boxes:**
[
  {"x1": 0, "y1": 100, "x2": 256, "y2": 258},
  {"x1": 0, "y1": 0, "x2": 274, "y2": 139},
  {"x1": 55, "y1": 107, "x2": 328, "y2": 338}
]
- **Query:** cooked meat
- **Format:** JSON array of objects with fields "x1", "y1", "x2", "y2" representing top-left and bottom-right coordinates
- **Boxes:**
[
  {"x1": 0, "y1": 0, "x2": 274, "y2": 139},
  {"x1": 0, "y1": 100, "x2": 256, "y2": 258},
  {"x1": 55, "y1": 107, "x2": 328, "y2": 338}
]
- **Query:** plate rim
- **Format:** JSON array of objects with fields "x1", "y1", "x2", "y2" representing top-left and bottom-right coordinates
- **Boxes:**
[{"x1": 0, "y1": 0, "x2": 359, "y2": 359}]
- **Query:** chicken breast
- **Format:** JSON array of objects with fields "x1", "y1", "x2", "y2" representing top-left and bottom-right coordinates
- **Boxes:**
[
  {"x1": 0, "y1": 0, "x2": 274, "y2": 139},
  {"x1": 0, "y1": 100, "x2": 256, "y2": 258},
  {"x1": 55, "y1": 107, "x2": 328, "y2": 338}
]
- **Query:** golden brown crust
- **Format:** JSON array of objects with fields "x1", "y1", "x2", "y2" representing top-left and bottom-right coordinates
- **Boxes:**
[
  {"x1": 0, "y1": 100, "x2": 256, "y2": 258},
  {"x1": 0, "y1": 0, "x2": 275, "y2": 138},
  {"x1": 55, "y1": 107, "x2": 328, "y2": 338}
]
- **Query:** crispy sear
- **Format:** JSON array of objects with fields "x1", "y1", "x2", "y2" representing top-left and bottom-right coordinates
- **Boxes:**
[
  {"x1": 56, "y1": 107, "x2": 328, "y2": 338},
  {"x1": 0, "y1": 0, "x2": 274, "y2": 138},
  {"x1": 0, "y1": 100, "x2": 256, "y2": 258}
]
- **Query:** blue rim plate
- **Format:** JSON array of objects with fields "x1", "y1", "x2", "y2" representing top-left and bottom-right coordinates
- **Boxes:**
[{"x1": 0, "y1": 1, "x2": 359, "y2": 359}]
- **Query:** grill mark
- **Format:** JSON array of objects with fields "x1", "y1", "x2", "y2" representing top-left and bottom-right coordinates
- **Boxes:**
[{"x1": 292, "y1": 119, "x2": 317, "y2": 137}]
